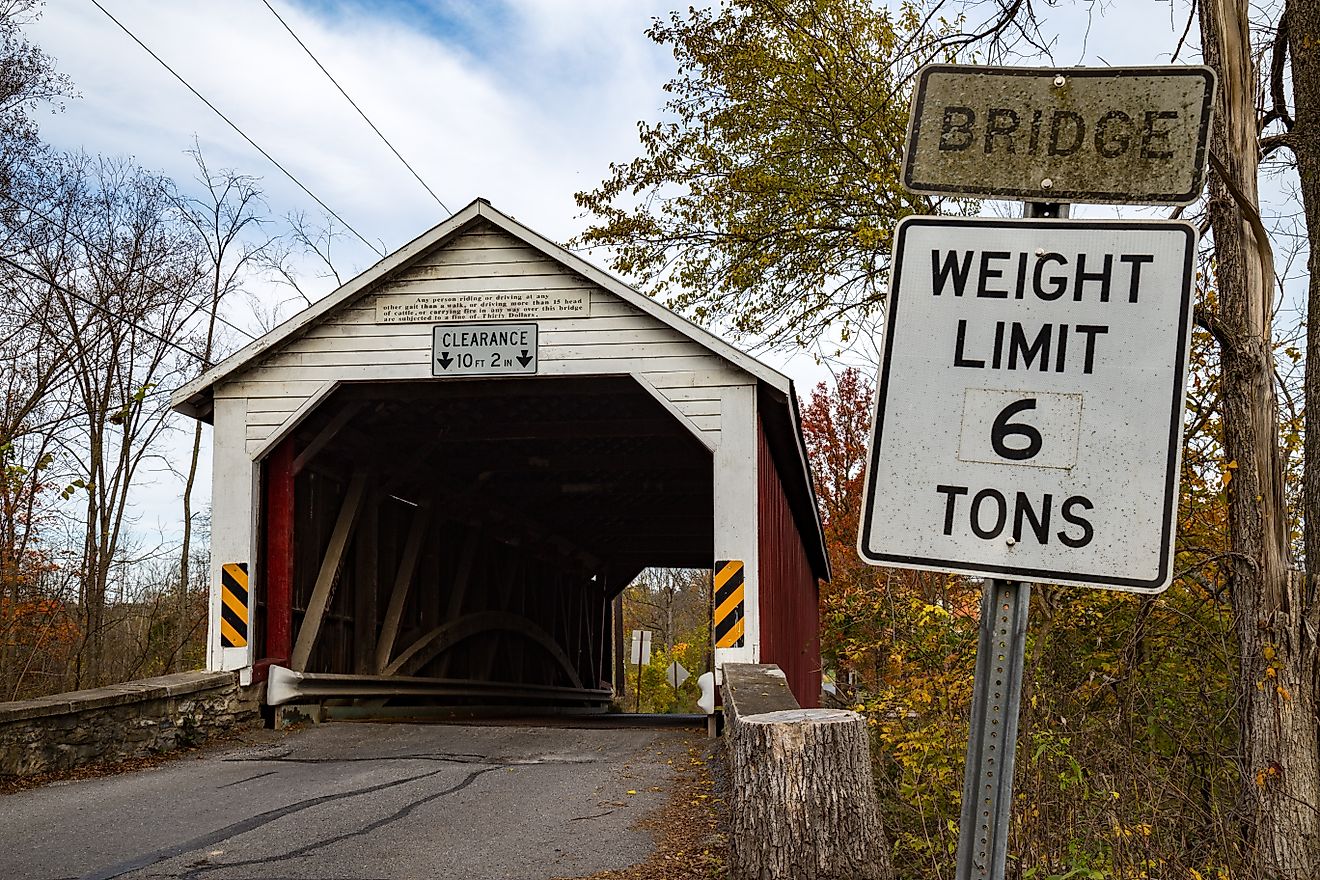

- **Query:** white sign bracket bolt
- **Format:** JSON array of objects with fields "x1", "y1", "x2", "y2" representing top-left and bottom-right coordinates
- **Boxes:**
[{"x1": 1023, "y1": 200, "x2": 1069, "y2": 220}]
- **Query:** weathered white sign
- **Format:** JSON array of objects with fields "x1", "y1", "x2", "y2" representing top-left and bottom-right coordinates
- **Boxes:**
[
  {"x1": 666, "y1": 660, "x2": 690, "y2": 689},
  {"x1": 902, "y1": 64, "x2": 1215, "y2": 205},
  {"x1": 630, "y1": 630, "x2": 653, "y2": 666},
  {"x1": 431, "y1": 323, "x2": 538, "y2": 376},
  {"x1": 857, "y1": 217, "x2": 1195, "y2": 592},
  {"x1": 378, "y1": 290, "x2": 589, "y2": 323}
]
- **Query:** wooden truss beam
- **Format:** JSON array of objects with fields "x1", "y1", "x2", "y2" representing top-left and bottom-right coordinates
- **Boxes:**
[
  {"x1": 292, "y1": 401, "x2": 366, "y2": 475},
  {"x1": 383, "y1": 610, "x2": 584, "y2": 689},
  {"x1": 290, "y1": 468, "x2": 369, "y2": 671},
  {"x1": 353, "y1": 490, "x2": 379, "y2": 674},
  {"x1": 374, "y1": 501, "x2": 432, "y2": 674}
]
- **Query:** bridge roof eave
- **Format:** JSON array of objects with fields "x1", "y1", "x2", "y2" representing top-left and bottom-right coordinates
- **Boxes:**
[{"x1": 170, "y1": 198, "x2": 793, "y2": 420}]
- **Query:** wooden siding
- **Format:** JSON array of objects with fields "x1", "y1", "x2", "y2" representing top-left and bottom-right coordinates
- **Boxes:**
[
  {"x1": 217, "y1": 219, "x2": 745, "y2": 455},
  {"x1": 757, "y1": 418, "x2": 822, "y2": 708}
]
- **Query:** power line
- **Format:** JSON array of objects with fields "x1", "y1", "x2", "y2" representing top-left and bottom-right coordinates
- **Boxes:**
[
  {"x1": 260, "y1": 0, "x2": 451, "y2": 215},
  {"x1": 0, "y1": 190, "x2": 259, "y2": 344},
  {"x1": 87, "y1": 0, "x2": 386, "y2": 259},
  {"x1": 0, "y1": 254, "x2": 217, "y2": 367}
]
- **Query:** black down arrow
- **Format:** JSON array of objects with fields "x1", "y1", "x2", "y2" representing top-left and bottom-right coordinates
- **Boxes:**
[
  {"x1": 517, "y1": 349, "x2": 533, "y2": 367},
  {"x1": 437, "y1": 351, "x2": 453, "y2": 370}
]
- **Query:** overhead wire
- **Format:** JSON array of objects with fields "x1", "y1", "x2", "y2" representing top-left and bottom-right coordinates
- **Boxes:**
[
  {"x1": 259, "y1": 0, "x2": 451, "y2": 215},
  {"x1": 87, "y1": 0, "x2": 386, "y2": 259},
  {"x1": 0, "y1": 190, "x2": 260, "y2": 345}
]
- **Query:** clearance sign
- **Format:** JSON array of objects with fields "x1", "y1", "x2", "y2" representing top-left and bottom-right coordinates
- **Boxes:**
[{"x1": 857, "y1": 216, "x2": 1195, "y2": 593}]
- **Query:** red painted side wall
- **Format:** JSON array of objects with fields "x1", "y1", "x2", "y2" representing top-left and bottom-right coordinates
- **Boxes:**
[{"x1": 757, "y1": 419, "x2": 822, "y2": 708}]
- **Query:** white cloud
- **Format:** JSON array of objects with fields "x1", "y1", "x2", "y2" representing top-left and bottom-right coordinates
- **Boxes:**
[
  {"x1": 29, "y1": 1, "x2": 674, "y2": 256},
  {"x1": 21, "y1": 0, "x2": 1246, "y2": 542}
]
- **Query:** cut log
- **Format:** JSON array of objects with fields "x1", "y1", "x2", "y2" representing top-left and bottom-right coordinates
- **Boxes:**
[{"x1": 727, "y1": 707, "x2": 892, "y2": 880}]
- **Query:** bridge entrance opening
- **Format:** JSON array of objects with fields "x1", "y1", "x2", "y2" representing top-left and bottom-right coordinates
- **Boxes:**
[{"x1": 256, "y1": 376, "x2": 713, "y2": 709}]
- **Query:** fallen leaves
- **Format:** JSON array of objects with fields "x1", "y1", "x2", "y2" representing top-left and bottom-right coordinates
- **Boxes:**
[{"x1": 560, "y1": 737, "x2": 729, "y2": 880}]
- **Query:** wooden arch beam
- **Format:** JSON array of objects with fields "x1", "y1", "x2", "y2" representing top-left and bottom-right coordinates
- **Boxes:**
[{"x1": 382, "y1": 610, "x2": 584, "y2": 689}]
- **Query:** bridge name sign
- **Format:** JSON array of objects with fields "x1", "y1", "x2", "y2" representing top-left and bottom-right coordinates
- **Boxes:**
[{"x1": 902, "y1": 64, "x2": 1215, "y2": 205}]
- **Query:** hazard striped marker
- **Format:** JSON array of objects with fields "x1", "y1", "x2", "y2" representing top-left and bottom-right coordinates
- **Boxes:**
[
  {"x1": 714, "y1": 559, "x2": 745, "y2": 649},
  {"x1": 220, "y1": 563, "x2": 249, "y2": 648}
]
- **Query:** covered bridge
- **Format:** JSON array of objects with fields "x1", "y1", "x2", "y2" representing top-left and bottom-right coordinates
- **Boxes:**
[{"x1": 171, "y1": 199, "x2": 829, "y2": 710}]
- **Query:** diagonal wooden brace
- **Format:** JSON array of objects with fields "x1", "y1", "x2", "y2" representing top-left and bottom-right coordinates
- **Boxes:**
[{"x1": 290, "y1": 468, "x2": 369, "y2": 671}]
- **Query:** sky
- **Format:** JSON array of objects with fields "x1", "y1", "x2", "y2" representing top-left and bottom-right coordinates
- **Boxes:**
[
  {"x1": 29, "y1": 0, "x2": 677, "y2": 262},
  {"x1": 17, "y1": 0, "x2": 1251, "y2": 544}
]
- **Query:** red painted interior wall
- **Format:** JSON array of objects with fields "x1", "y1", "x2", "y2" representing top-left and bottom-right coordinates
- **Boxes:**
[
  {"x1": 262, "y1": 438, "x2": 296, "y2": 669},
  {"x1": 757, "y1": 419, "x2": 822, "y2": 708}
]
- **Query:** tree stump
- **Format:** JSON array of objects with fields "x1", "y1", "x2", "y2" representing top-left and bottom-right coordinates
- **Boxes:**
[{"x1": 727, "y1": 707, "x2": 892, "y2": 880}]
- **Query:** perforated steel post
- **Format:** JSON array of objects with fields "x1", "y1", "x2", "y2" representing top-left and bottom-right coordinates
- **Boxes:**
[{"x1": 955, "y1": 578, "x2": 1031, "y2": 880}]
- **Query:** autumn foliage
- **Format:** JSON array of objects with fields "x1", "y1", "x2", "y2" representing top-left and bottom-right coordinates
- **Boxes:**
[{"x1": 802, "y1": 365, "x2": 1242, "y2": 879}]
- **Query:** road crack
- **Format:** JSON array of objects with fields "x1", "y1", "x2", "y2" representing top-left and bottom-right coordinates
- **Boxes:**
[
  {"x1": 215, "y1": 770, "x2": 276, "y2": 789},
  {"x1": 176, "y1": 766, "x2": 501, "y2": 879},
  {"x1": 77, "y1": 763, "x2": 485, "y2": 880}
]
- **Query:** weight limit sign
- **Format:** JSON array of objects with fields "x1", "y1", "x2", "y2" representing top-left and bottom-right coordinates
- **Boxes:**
[{"x1": 857, "y1": 217, "x2": 1196, "y2": 593}]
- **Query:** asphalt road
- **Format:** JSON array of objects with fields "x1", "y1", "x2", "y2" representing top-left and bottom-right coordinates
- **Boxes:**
[{"x1": 0, "y1": 720, "x2": 699, "y2": 880}]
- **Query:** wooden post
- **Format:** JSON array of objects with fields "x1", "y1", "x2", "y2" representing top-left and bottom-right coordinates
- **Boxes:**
[
  {"x1": 418, "y1": 515, "x2": 441, "y2": 636},
  {"x1": 714, "y1": 385, "x2": 760, "y2": 664},
  {"x1": 375, "y1": 502, "x2": 432, "y2": 674},
  {"x1": 444, "y1": 526, "x2": 479, "y2": 619},
  {"x1": 352, "y1": 490, "x2": 380, "y2": 674},
  {"x1": 436, "y1": 528, "x2": 481, "y2": 678},
  {"x1": 595, "y1": 580, "x2": 608, "y2": 690},
  {"x1": 211, "y1": 397, "x2": 257, "y2": 674},
  {"x1": 264, "y1": 438, "x2": 296, "y2": 665},
  {"x1": 728, "y1": 710, "x2": 891, "y2": 880}
]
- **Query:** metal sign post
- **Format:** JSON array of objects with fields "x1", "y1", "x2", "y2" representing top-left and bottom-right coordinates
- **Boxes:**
[
  {"x1": 953, "y1": 201, "x2": 1059, "y2": 880},
  {"x1": 956, "y1": 579, "x2": 1030, "y2": 880},
  {"x1": 630, "y1": 629, "x2": 652, "y2": 712},
  {"x1": 859, "y1": 62, "x2": 1215, "y2": 879},
  {"x1": 952, "y1": 201, "x2": 1053, "y2": 880}
]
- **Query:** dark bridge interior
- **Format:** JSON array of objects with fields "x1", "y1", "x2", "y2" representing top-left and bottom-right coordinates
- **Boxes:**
[{"x1": 257, "y1": 376, "x2": 713, "y2": 703}]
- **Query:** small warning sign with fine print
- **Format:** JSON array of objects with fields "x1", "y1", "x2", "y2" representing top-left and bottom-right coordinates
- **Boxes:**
[
  {"x1": 857, "y1": 216, "x2": 1195, "y2": 593},
  {"x1": 431, "y1": 322, "x2": 538, "y2": 376},
  {"x1": 378, "y1": 290, "x2": 589, "y2": 323}
]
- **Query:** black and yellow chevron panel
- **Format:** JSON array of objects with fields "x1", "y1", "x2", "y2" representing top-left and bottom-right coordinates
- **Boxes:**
[
  {"x1": 714, "y1": 559, "x2": 745, "y2": 649},
  {"x1": 220, "y1": 562, "x2": 249, "y2": 648}
]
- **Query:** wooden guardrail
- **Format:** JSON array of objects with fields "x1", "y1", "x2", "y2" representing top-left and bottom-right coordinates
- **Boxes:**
[{"x1": 721, "y1": 663, "x2": 893, "y2": 880}]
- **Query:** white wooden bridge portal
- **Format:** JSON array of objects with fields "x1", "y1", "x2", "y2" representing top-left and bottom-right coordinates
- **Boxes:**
[{"x1": 172, "y1": 199, "x2": 829, "y2": 712}]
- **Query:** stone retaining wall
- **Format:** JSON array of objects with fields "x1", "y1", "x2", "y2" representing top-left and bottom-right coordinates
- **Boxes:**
[{"x1": 0, "y1": 671, "x2": 260, "y2": 779}]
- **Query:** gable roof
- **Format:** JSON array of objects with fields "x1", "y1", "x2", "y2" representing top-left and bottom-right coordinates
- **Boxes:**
[
  {"x1": 171, "y1": 198, "x2": 793, "y2": 419},
  {"x1": 170, "y1": 198, "x2": 828, "y2": 580}
]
